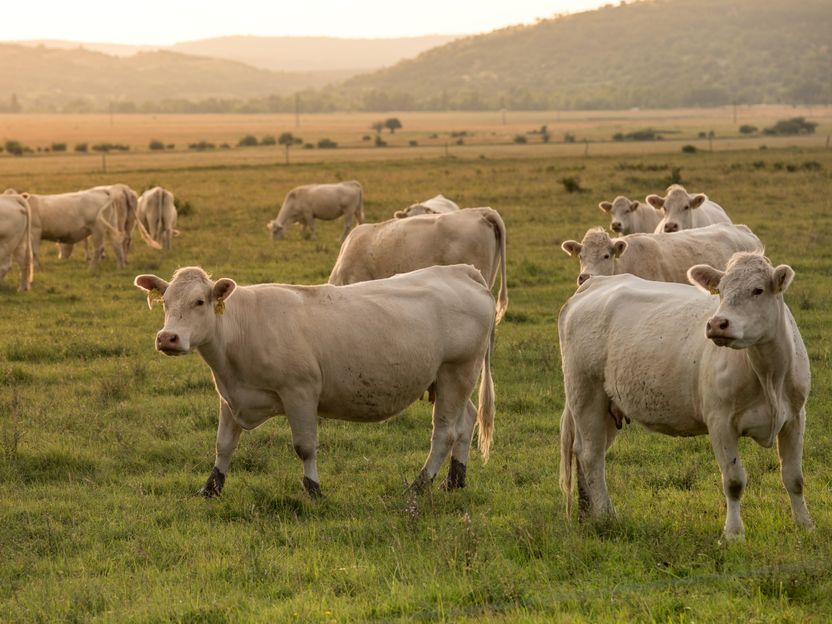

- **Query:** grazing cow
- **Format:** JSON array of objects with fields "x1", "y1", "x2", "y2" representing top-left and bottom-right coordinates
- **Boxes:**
[
  {"x1": 561, "y1": 224, "x2": 762, "y2": 285},
  {"x1": 558, "y1": 253, "x2": 813, "y2": 540},
  {"x1": 598, "y1": 195, "x2": 661, "y2": 235},
  {"x1": 329, "y1": 207, "x2": 508, "y2": 323},
  {"x1": 267, "y1": 181, "x2": 364, "y2": 242},
  {"x1": 647, "y1": 184, "x2": 731, "y2": 233},
  {"x1": 0, "y1": 191, "x2": 33, "y2": 291},
  {"x1": 59, "y1": 184, "x2": 138, "y2": 261},
  {"x1": 23, "y1": 188, "x2": 126, "y2": 269},
  {"x1": 134, "y1": 264, "x2": 496, "y2": 498},
  {"x1": 136, "y1": 186, "x2": 176, "y2": 250},
  {"x1": 394, "y1": 194, "x2": 460, "y2": 218}
]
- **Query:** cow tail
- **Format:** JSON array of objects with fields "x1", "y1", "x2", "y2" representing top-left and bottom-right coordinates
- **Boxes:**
[
  {"x1": 95, "y1": 193, "x2": 124, "y2": 245},
  {"x1": 21, "y1": 197, "x2": 34, "y2": 289},
  {"x1": 560, "y1": 405, "x2": 575, "y2": 520},
  {"x1": 491, "y1": 210, "x2": 508, "y2": 323},
  {"x1": 135, "y1": 192, "x2": 162, "y2": 249},
  {"x1": 476, "y1": 317, "x2": 496, "y2": 462},
  {"x1": 356, "y1": 183, "x2": 365, "y2": 224}
]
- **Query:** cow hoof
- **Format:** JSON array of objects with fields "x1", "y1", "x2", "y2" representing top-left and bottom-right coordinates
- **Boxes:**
[
  {"x1": 302, "y1": 476, "x2": 322, "y2": 499},
  {"x1": 407, "y1": 470, "x2": 434, "y2": 494},
  {"x1": 197, "y1": 467, "x2": 225, "y2": 498},
  {"x1": 718, "y1": 531, "x2": 745, "y2": 546},
  {"x1": 440, "y1": 458, "x2": 467, "y2": 491}
]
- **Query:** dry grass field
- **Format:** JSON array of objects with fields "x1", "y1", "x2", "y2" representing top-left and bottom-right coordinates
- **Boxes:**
[{"x1": 1, "y1": 109, "x2": 831, "y2": 621}]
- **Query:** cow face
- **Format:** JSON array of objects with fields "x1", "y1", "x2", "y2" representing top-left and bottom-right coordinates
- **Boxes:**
[
  {"x1": 134, "y1": 268, "x2": 237, "y2": 355},
  {"x1": 647, "y1": 187, "x2": 707, "y2": 233},
  {"x1": 395, "y1": 204, "x2": 434, "y2": 218},
  {"x1": 561, "y1": 228, "x2": 627, "y2": 285},
  {"x1": 267, "y1": 220, "x2": 285, "y2": 240},
  {"x1": 688, "y1": 253, "x2": 793, "y2": 349},
  {"x1": 599, "y1": 196, "x2": 640, "y2": 235}
]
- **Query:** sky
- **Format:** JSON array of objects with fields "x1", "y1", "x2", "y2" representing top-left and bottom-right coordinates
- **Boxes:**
[{"x1": 3, "y1": 0, "x2": 612, "y2": 44}]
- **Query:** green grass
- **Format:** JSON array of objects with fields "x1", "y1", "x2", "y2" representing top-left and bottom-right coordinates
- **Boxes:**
[{"x1": 1, "y1": 145, "x2": 831, "y2": 622}]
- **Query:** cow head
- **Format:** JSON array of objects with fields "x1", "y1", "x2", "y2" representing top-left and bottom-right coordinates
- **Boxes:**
[
  {"x1": 647, "y1": 185, "x2": 707, "y2": 233},
  {"x1": 561, "y1": 228, "x2": 627, "y2": 285},
  {"x1": 395, "y1": 204, "x2": 434, "y2": 218},
  {"x1": 688, "y1": 252, "x2": 792, "y2": 349},
  {"x1": 599, "y1": 196, "x2": 640, "y2": 235},
  {"x1": 267, "y1": 219, "x2": 285, "y2": 240},
  {"x1": 134, "y1": 267, "x2": 237, "y2": 355}
]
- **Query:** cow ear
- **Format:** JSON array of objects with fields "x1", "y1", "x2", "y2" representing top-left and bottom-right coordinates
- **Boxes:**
[
  {"x1": 690, "y1": 194, "x2": 707, "y2": 209},
  {"x1": 213, "y1": 278, "x2": 237, "y2": 302},
  {"x1": 134, "y1": 274, "x2": 169, "y2": 309},
  {"x1": 646, "y1": 194, "x2": 665, "y2": 210},
  {"x1": 394, "y1": 210, "x2": 407, "y2": 218},
  {"x1": 612, "y1": 240, "x2": 628, "y2": 257},
  {"x1": 771, "y1": 264, "x2": 794, "y2": 294},
  {"x1": 629, "y1": 201, "x2": 640, "y2": 212},
  {"x1": 561, "y1": 240, "x2": 582, "y2": 257},
  {"x1": 687, "y1": 264, "x2": 724, "y2": 294},
  {"x1": 599, "y1": 201, "x2": 613, "y2": 213}
]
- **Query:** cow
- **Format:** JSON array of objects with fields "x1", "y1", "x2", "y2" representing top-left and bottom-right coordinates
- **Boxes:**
[
  {"x1": 329, "y1": 207, "x2": 508, "y2": 323},
  {"x1": 598, "y1": 195, "x2": 661, "y2": 235},
  {"x1": 267, "y1": 181, "x2": 364, "y2": 242},
  {"x1": 134, "y1": 264, "x2": 496, "y2": 498},
  {"x1": 0, "y1": 191, "x2": 33, "y2": 291},
  {"x1": 647, "y1": 184, "x2": 731, "y2": 233},
  {"x1": 136, "y1": 186, "x2": 176, "y2": 250},
  {"x1": 394, "y1": 194, "x2": 460, "y2": 218},
  {"x1": 561, "y1": 224, "x2": 762, "y2": 286},
  {"x1": 558, "y1": 252, "x2": 813, "y2": 541},
  {"x1": 23, "y1": 188, "x2": 127, "y2": 269},
  {"x1": 59, "y1": 184, "x2": 138, "y2": 261}
]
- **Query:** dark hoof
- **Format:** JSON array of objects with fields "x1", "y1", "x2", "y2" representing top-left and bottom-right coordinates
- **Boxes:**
[
  {"x1": 197, "y1": 466, "x2": 225, "y2": 498},
  {"x1": 407, "y1": 469, "x2": 434, "y2": 494},
  {"x1": 302, "y1": 476, "x2": 322, "y2": 499},
  {"x1": 441, "y1": 458, "x2": 467, "y2": 491}
]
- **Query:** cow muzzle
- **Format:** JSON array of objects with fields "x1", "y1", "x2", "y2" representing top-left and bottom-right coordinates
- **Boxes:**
[
  {"x1": 577, "y1": 273, "x2": 591, "y2": 286},
  {"x1": 611, "y1": 222, "x2": 623, "y2": 233},
  {"x1": 156, "y1": 330, "x2": 187, "y2": 355},
  {"x1": 705, "y1": 316, "x2": 736, "y2": 347},
  {"x1": 663, "y1": 222, "x2": 679, "y2": 233}
]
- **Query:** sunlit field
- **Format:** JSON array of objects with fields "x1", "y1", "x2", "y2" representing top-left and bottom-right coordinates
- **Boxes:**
[{"x1": 1, "y1": 110, "x2": 831, "y2": 621}]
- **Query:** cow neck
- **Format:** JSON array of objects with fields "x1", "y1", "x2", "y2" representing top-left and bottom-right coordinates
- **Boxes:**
[
  {"x1": 196, "y1": 303, "x2": 239, "y2": 375},
  {"x1": 743, "y1": 299, "x2": 793, "y2": 447}
]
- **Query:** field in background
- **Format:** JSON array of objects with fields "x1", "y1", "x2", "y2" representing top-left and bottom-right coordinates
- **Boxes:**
[{"x1": 0, "y1": 122, "x2": 831, "y2": 621}]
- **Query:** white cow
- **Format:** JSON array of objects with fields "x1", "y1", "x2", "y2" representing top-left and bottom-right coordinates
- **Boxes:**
[
  {"x1": 394, "y1": 194, "x2": 460, "y2": 218},
  {"x1": 558, "y1": 253, "x2": 813, "y2": 540},
  {"x1": 598, "y1": 195, "x2": 661, "y2": 235},
  {"x1": 267, "y1": 181, "x2": 364, "y2": 242},
  {"x1": 134, "y1": 264, "x2": 496, "y2": 498},
  {"x1": 136, "y1": 186, "x2": 176, "y2": 250},
  {"x1": 0, "y1": 192, "x2": 33, "y2": 291},
  {"x1": 329, "y1": 207, "x2": 508, "y2": 323},
  {"x1": 23, "y1": 188, "x2": 127, "y2": 269},
  {"x1": 648, "y1": 184, "x2": 731, "y2": 233},
  {"x1": 561, "y1": 224, "x2": 762, "y2": 285},
  {"x1": 59, "y1": 183, "x2": 138, "y2": 261}
]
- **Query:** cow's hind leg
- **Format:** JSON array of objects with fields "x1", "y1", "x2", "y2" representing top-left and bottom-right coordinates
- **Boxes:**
[
  {"x1": 199, "y1": 399, "x2": 242, "y2": 498},
  {"x1": 571, "y1": 390, "x2": 616, "y2": 517},
  {"x1": 283, "y1": 393, "x2": 322, "y2": 497},
  {"x1": 341, "y1": 213, "x2": 354, "y2": 242},
  {"x1": 778, "y1": 409, "x2": 813, "y2": 529},
  {"x1": 441, "y1": 399, "x2": 477, "y2": 490},
  {"x1": 58, "y1": 243, "x2": 74, "y2": 259}
]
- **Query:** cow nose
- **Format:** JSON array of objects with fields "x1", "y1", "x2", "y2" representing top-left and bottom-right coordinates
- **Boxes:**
[
  {"x1": 156, "y1": 331, "x2": 179, "y2": 349},
  {"x1": 706, "y1": 317, "x2": 730, "y2": 333},
  {"x1": 577, "y1": 273, "x2": 591, "y2": 285},
  {"x1": 664, "y1": 222, "x2": 678, "y2": 233},
  {"x1": 611, "y1": 222, "x2": 622, "y2": 232}
]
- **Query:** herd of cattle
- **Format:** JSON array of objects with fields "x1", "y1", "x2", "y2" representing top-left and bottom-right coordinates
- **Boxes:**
[{"x1": 1, "y1": 178, "x2": 812, "y2": 541}]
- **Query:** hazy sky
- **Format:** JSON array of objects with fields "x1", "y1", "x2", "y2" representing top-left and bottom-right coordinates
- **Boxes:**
[{"x1": 5, "y1": 0, "x2": 611, "y2": 44}]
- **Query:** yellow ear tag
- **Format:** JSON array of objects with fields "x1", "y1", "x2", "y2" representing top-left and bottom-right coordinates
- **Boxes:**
[
  {"x1": 214, "y1": 299, "x2": 225, "y2": 315},
  {"x1": 147, "y1": 288, "x2": 164, "y2": 309},
  {"x1": 709, "y1": 287, "x2": 719, "y2": 296}
]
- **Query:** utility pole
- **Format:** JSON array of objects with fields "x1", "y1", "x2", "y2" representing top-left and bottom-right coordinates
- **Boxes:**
[
  {"x1": 109, "y1": 101, "x2": 114, "y2": 127},
  {"x1": 294, "y1": 94, "x2": 300, "y2": 127}
]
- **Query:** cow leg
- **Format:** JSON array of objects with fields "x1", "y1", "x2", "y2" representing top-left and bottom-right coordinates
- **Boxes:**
[
  {"x1": 0, "y1": 255, "x2": 11, "y2": 282},
  {"x1": 284, "y1": 397, "x2": 321, "y2": 497},
  {"x1": 106, "y1": 229, "x2": 126, "y2": 269},
  {"x1": 198, "y1": 399, "x2": 241, "y2": 498},
  {"x1": 89, "y1": 230, "x2": 104, "y2": 269},
  {"x1": 777, "y1": 409, "x2": 813, "y2": 528},
  {"x1": 58, "y1": 243, "x2": 74, "y2": 259},
  {"x1": 572, "y1": 391, "x2": 616, "y2": 517},
  {"x1": 441, "y1": 399, "x2": 477, "y2": 490},
  {"x1": 341, "y1": 213, "x2": 354, "y2": 242},
  {"x1": 13, "y1": 239, "x2": 31, "y2": 291},
  {"x1": 708, "y1": 423, "x2": 747, "y2": 541},
  {"x1": 305, "y1": 217, "x2": 317, "y2": 241}
]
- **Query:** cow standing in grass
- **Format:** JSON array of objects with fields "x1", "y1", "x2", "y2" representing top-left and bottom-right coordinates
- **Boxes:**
[
  {"x1": 598, "y1": 195, "x2": 661, "y2": 235},
  {"x1": 267, "y1": 181, "x2": 364, "y2": 242},
  {"x1": 135, "y1": 264, "x2": 496, "y2": 498},
  {"x1": 136, "y1": 186, "x2": 176, "y2": 250},
  {"x1": 0, "y1": 191, "x2": 33, "y2": 291},
  {"x1": 558, "y1": 253, "x2": 812, "y2": 541}
]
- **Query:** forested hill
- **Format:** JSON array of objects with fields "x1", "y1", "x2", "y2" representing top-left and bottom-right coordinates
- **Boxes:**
[{"x1": 339, "y1": 0, "x2": 832, "y2": 110}]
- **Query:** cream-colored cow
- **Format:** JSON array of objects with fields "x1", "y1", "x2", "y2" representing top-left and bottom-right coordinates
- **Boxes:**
[
  {"x1": 0, "y1": 191, "x2": 33, "y2": 291},
  {"x1": 561, "y1": 224, "x2": 762, "y2": 285},
  {"x1": 135, "y1": 264, "x2": 496, "y2": 498},
  {"x1": 136, "y1": 186, "x2": 175, "y2": 250},
  {"x1": 59, "y1": 184, "x2": 138, "y2": 261},
  {"x1": 648, "y1": 184, "x2": 731, "y2": 233},
  {"x1": 394, "y1": 194, "x2": 460, "y2": 218},
  {"x1": 558, "y1": 253, "x2": 813, "y2": 541},
  {"x1": 598, "y1": 195, "x2": 661, "y2": 235},
  {"x1": 267, "y1": 181, "x2": 364, "y2": 242},
  {"x1": 329, "y1": 207, "x2": 508, "y2": 323}
]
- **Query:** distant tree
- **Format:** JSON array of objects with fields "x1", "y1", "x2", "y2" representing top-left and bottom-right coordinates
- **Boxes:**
[
  {"x1": 148, "y1": 139, "x2": 165, "y2": 150},
  {"x1": 739, "y1": 125, "x2": 758, "y2": 135},
  {"x1": 371, "y1": 121, "x2": 385, "y2": 135},
  {"x1": 75, "y1": 143, "x2": 88, "y2": 152},
  {"x1": 278, "y1": 132, "x2": 302, "y2": 163},
  {"x1": 681, "y1": 144, "x2": 697, "y2": 153},
  {"x1": 384, "y1": 118, "x2": 402, "y2": 134},
  {"x1": 563, "y1": 132, "x2": 576, "y2": 143},
  {"x1": 317, "y1": 138, "x2": 338, "y2": 149},
  {"x1": 374, "y1": 135, "x2": 388, "y2": 147},
  {"x1": 513, "y1": 134, "x2": 527, "y2": 144},
  {"x1": 238, "y1": 134, "x2": 258, "y2": 147},
  {"x1": 4, "y1": 140, "x2": 26, "y2": 156},
  {"x1": 51, "y1": 143, "x2": 67, "y2": 152},
  {"x1": 261, "y1": 135, "x2": 276, "y2": 146},
  {"x1": 762, "y1": 117, "x2": 817, "y2": 136}
]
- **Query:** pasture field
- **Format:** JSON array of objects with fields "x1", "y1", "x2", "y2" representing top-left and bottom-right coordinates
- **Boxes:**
[{"x1": 0, "y1": 132, "x2": 831, "y2": 622}]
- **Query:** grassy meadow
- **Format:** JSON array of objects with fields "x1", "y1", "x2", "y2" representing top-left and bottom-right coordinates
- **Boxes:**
[{"x1": 1, "y1": 111, "x2": 831, "y2": 621}]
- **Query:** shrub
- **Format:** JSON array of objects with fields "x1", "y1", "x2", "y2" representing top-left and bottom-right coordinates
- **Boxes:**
[
  {"x1": 92, "y1": 143, "x2": 129, "y2": 152},
  {"x1": 374, "y1": 136, "x2": 387, "y2": 147},
  {"x1": 409, "y1": 140, "x2": 418, "y2": 147},
  {"x1": 361, "y1": 135, "x2": 371, "y2": 141},
  {"x1": 762, "y1": 117, "x2": 817, "y2": 136},
  {"x1": 188, "y1": 141, "x2": 215, "y2": 151},
  {"x1": 219, "y1": 143, "x2": 230, "y2": 149},
  {"x1": 148, "y1": 139, "x2": 165, "y2": 150},
  {"x1": 560, "y1": 177, "x2": 585, "y2": 193},
  {"x1": 303, "y1": 143, "x2": 315, "y2": 149},
  {"x1": 513, "y1": 134, "x2": 528, "y2": 144},
  {"x1": 739, "y1": 125, "x2": 758, "y2": 135},
  {"x1": 173, "y1": 197, "x2": 194, "y2": 217},
  {"x1": 681, "y1": 144, "x2": 698, "y2": 153},
  {"x1": 166, "y1": 144, "x2": 175, "y2": 150},
  {"x1": 51, "y1": 143, "x2": 67, "y2": 152},
  {"x1": 698, "y1": 131, "x2": 707, "y2": 139},
  {"x1": 563, "y1": 133, "x2": 576, "y2": 143},
  {"x1": 75, "y1": 143, "x2": 88, "y2": 152},
  {"x1": 317, "y1": 138, "x2": 337, "y2": 149},
  {"x1": 450, "y1": 131, "x2": 468, "y2": 138},
  {"x1": 667, "y1": 167, "x2": 684, "y2": 185},
  {"x1": 613, "y1": 128, "x2": 660, "y2": 141},
  {"x1": 238, "y1": 134, "x2": 258, "y2": 147},
  {"x1": 260, "y1": 135, "x2": 276, "y2": 146},
  {"x1": 4, "y1": 140, "x2": 26, "y2": 156},
  {"x1": 455, "y1": 138, "x2": 464, "y2": 145}
]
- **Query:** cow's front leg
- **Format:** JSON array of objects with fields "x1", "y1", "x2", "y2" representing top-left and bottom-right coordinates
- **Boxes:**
[
  {"x1": 708, "y1": 421, "x2": 747, "y2": 541},
  {"x1": 441, "y1": 399, "x2": 476, "y2": 490},
  {"x1": 340, "y1": 214, "x2": 354, "y2": 243},
  {"x1": 198, "y1": 399, "x2": 242, "y2": 498},
  {"x1": 284, "y1": 395, "x2": 321, "y2": 497},
  {"x1": 777, "y1": 409, "x2": 813, "y2": 529},
  {"x1": 58, "y1": 243, "x2": 74, "y2": 259}
]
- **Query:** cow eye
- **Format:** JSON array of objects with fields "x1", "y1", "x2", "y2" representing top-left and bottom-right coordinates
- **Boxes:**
[
  {"x1": 196, "y1": 299, "x2": 205, "y2": 306},
  {"x1": 683, "y1": 205, "x2": 689, "y2": 210},
  {"x1": 603, "y1": 254, "x2": 610, "y2": 259},
  {"x1": 751, "y1": 288, "x2": 763, "y2": 296}
]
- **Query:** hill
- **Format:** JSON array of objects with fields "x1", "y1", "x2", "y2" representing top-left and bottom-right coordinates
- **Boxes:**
[{"x1": 340, "y1": 0, "x2": 832, "y2": 110}]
